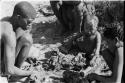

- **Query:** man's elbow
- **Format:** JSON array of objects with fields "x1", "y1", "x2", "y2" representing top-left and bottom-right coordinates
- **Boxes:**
[
  {"x1": 111, "y1": 76, "x2": 121, "y2": 83},
  {"x1": 7, "y1": 66, "x2": 15, "y2": 75}
]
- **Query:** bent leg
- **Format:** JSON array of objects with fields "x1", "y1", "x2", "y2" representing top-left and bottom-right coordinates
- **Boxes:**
[
  {"x1": 61, "y1": 6, "x2": 70, "y2": 32},
  {"x1": 73, "y1": 2, "x2": 84, "y2": 33},
  {"x1": 50, "y1": 1, "x2": 69, "y2": 34},
  {"x1": 15, "y1": 33, "x2": 33, "y2": 68}
]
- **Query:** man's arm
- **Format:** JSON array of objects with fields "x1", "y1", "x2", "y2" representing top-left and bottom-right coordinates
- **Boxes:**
[
  {"x1": 88, "y1": 47, "x2": 123, "y2": 83},
  {"x1": 15, "y1": 31, "x2": 33, "y2": 67},
  {"x1": 95, "y1": 32, "x2": 101, "y2": 55},
  {"x1": 113, "y1": 47, "x2": 123, "y2": 82}
]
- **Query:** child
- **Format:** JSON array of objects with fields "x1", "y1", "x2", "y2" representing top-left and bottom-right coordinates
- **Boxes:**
[
  {"x1": 77, "y1": 15, "x2": 101, "y2": 57},
  {"x1": 60, "y1": 15, "x2": 101, "y2": 66}
]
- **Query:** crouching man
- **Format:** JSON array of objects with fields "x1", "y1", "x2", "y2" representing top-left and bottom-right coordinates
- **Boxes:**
[{"x1": 0, "y1": 1, "x2": 36, "y2": 82}]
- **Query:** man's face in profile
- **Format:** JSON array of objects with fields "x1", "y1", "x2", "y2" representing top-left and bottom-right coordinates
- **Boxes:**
[
  {"x1": 24, "y1": 18, "x2": 34, "y2": 30},
  {"x1": 18, "y1": 16, "x2": 34, "y2": 30}
]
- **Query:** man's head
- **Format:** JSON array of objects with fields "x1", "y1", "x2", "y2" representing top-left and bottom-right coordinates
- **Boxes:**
[
  {"x1": 12, "y1": 1, "x2": 36, "y2": 30},
  {"x1": 104, "y1": 22, "x2": 124, "y2": 47},
  {"x1": 84, "y1": 15, "x2": 99, "y2": 36}
]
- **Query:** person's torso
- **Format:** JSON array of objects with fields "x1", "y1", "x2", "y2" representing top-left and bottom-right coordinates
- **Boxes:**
[{"x1": 77, "y1": 34, "x2": 97, "y2": 54}]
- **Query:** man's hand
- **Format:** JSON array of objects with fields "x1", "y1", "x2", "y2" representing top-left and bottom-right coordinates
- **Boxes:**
[
  {"x1": 29, "y1": 70, "x2": 45, "y2": 83},
  {"x1": 58, "y1": 46, "x2": 69, "y2": 54},
  {"x1": 90, "y1": 53, "x2": 99, "y2": 66},
  {"x1": 93, "y1": 49, "x2": 99, "y2": 56},
  {"x1": 29, "y1": 71, "x2": 41, "y2": 83},
  {"x1": 87, "y1": 73, "x2": 98, "y2": 80},
  {"x1": 30, "y1": 70, "x2": 41, "y2": 80},
  {"x1": 94, "y1": 51, "x2": 99, "y2": 56}
]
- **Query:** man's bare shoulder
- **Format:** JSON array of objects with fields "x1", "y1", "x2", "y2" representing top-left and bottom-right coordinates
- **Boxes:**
[
  {"x1": 95, "y1": 31, "x2": 101, "y2": 40},
  {"x1": 0, "y1": 21, "x2": 13, "y2": 34},
  {"x1": 0, "y1": 21, "x2": 16, "y2": 47},
  {"x1": 96, "y1": 31, "x2": 101, "y2": 37},
  {"x1": 1, "y1": 21, "x2": 12, "y2": 29},
  {"x1": 116, "y1": 45, "x2": 123, "y2": 56}
]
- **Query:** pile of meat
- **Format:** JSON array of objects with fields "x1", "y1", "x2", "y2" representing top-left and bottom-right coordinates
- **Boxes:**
[{"x1": 19, "y1": 43, "x2": 112, "y2": 83}]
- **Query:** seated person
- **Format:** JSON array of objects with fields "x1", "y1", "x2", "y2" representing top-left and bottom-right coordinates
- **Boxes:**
[
  {"x1": 60, "y1": 15, "x2": 101, "y2": 65},
  {"x1": 87, "y1": 23, "x2": 124, "y2": 83},
  {"x1": 77, "y1": 15, "x2": 101, "y2": 55},
  {"x1": 0, "y1": 1, "x2": 36, "y2": 80}
]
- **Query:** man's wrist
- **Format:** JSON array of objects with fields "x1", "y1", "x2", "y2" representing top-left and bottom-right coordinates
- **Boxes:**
[
  {"x1": 95, "y1": 51, "x2": 99, "y2": 55},
  {"x1": 26, "y1": 70, "x2": 33, "y2": 76}
]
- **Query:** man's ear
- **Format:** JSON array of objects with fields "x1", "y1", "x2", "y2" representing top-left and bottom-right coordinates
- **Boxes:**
[
  {"x1": 15, "y1": 15, "x2": 21, "y2": 25},
  {"x1": 12, "y1": 15, "x2": 20, "y2": 25},
  {"x1": 115, "y1": 37, "x2": 120, "y2": 42},
  {"x1": 17, "y1": 15, "x2": 22, "y2": 20},
  {"x1": 115, "y1": 37, "x2": 123, "y2": 47},
  {"x1": 115, "y1": 37, "x2": 121, "y2": 45}
]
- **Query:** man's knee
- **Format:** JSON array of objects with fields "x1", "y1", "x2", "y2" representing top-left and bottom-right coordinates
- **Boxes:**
[{"x1": 20, "y1": 33, "x2": 33, "y2": 46}]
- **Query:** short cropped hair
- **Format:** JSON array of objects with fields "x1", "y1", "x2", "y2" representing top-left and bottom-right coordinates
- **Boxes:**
[
  {"x1": 104, "y1": 22, "x2": 124, "y2": 41},
  {"x1": 12, "y1": 1, "x2": 36, "y2": 19},
  {"x1": 85, "y1": 15, "x2": 99, "y2": 27}
]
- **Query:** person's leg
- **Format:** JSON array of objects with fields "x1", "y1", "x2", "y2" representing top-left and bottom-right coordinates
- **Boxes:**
[
  {"x1": 73, "y1": 2, "x2": 84, "y2": 33},
  {"x1": 66, "y1": 6, "x2": 75, "y2": 33},
  {"x1": 50, "y1": 1, "x2": 61, "y2": 20},
  {"x1": 8, "y1": 33, "x2": 32, "y2": 81},
  {"x1": 50, "y1": 1, "x2": 69, "y2": 34},
  {"x1": 60, "y1": 5, "x2": 70, "y2": 34},
  {"x1": 1, "y1": 41, "x2": 5, "y2": 75},
  {"x1": 15, "y1": 33, "x2": 33, "y2": 68}
]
